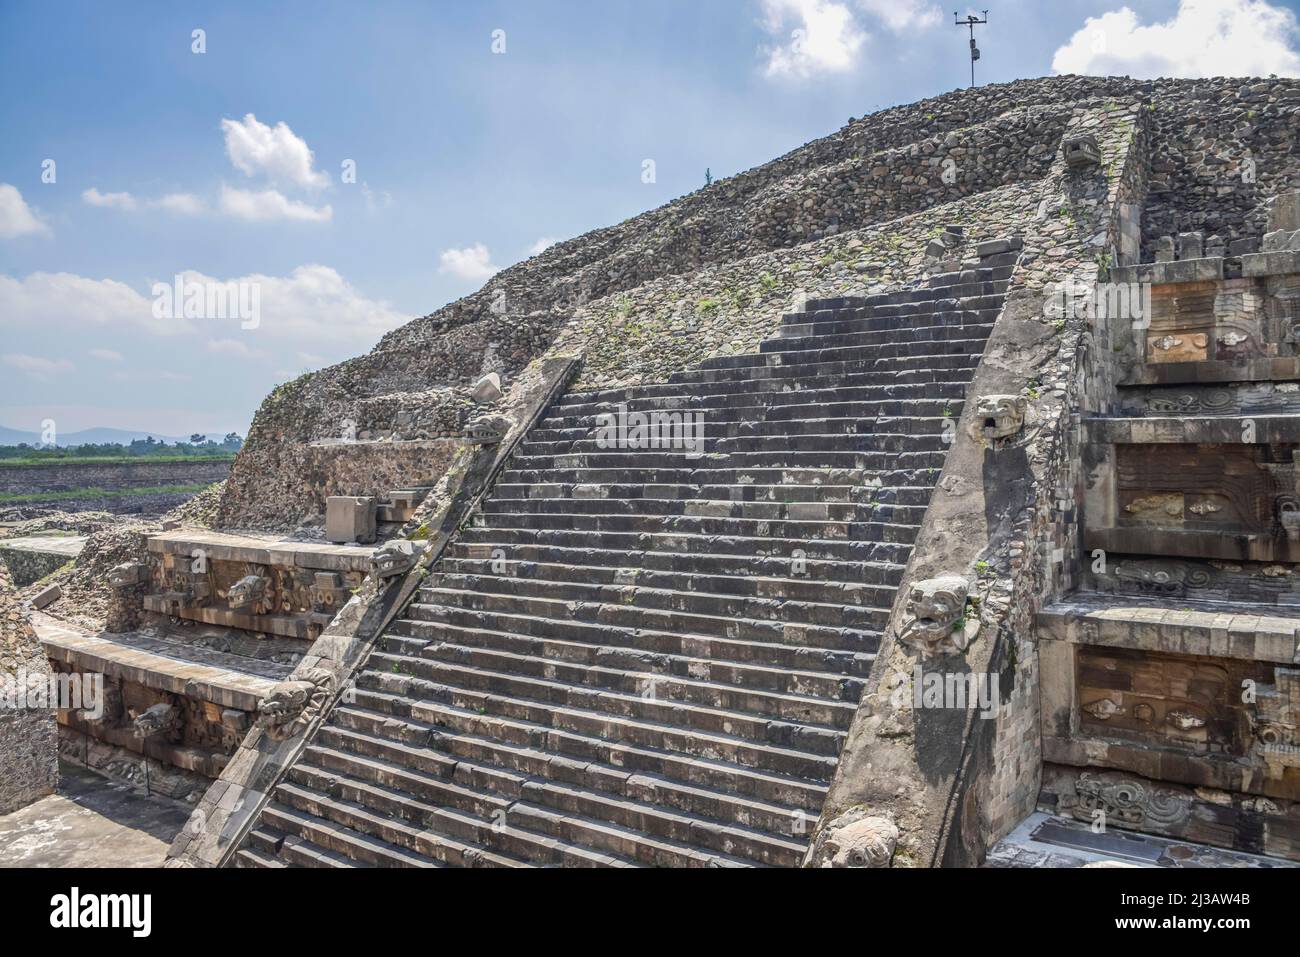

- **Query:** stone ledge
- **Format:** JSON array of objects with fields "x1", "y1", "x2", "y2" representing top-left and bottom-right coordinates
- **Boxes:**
[
  {"x1": 1109, "y1": 257, "x2": 1226, "y2": 285},
  {"x1": 146, "y1": 530, "x2": 373, "y2": 573},
  {"x1": 1243, "y1": 249, "x2": 1300, "y2": 277},
  {"x1": 1120, "y1": 356, "x2": 1300, "y2": 386},
  {"x1": 140, "y1": 596, "x2": 314, "y2": 639},
  {"x1": 1038, "y1": 593, "x2": 1299, "y2": 665},
  {"x1": 0, "y1": 534, "x2": 86, "y2": 557},
  {"x1": 1087, "y1": 525, "x2": 1300, "y2": 564},
  {"x1": 35, "y1": 614, "x2": 287, "y2": 711},
  {"x1": 1085, "y1": 414, "x2": 1300, "y2": 444}
]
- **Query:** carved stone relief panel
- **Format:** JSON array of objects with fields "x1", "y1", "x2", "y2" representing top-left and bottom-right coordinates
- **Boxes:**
[
  {"x1": 1116, "y1": 443, "x2": 1288, "y2": 536},
  {"x1": 1076, "y1": 646, "x2": 1273, "y2": 757}
]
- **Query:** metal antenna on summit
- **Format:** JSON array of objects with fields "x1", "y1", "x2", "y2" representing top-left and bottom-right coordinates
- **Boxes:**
[{"x1": 955, "y1": 10, "x2": 988, "y2": 88}]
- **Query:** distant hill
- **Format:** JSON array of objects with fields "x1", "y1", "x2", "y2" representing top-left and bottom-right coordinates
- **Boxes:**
[{"x1": 0, "y1": 425, "x2": 197, "y2": 446}]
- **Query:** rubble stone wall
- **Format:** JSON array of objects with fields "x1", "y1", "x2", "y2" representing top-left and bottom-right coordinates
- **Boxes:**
[
  {"x1": 0, "y1": 459, "x2": 232, "y2": 496},
  {"x1": 0, "y1": 561, "x2": 59, "y2": 814}
]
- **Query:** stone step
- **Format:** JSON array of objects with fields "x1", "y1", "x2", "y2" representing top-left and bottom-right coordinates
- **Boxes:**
[
  {"x1": 233, "y1": 847, "x2": 286, "y2": 869},
  {"x1": 330, "y1": 705, "x2": 828, "y2": 811},
  {"x1": 786, "y1": 290, "x2": 1009, "y2": 326},
  {"x1": 490, "y1": 481, "x2": 934, "y2": 507},
  {"x1": 547, "y1": 381, "x2": 971, "y2": 418},
  {"x1": 436, "y1": 555, "x2": 900, "y2": 606},
  {"x1": 350, "y1": 681, "x2": 838, "y2": 782},
  {"x1": 478, "y1": 495, "x2": 927, "y2": 526},
  {"x1": 377, "y1": 629, "x2": 863, "y2": 722},
  {"x1": 694, "y1": 337, "x2": 991, "y2": 371},
  {"x1": 453, "y1": 525, "x2": 916, "y2": 565},
  {"x1": 420, "y1": 571, "x2": 892, "y2": 631},
  {"x1": 261, "y1": 800, "x2": 459, "y2": 867},
  {"x1": 248, "y1": 824, "x2": 372, "y2": 868},
  {"x1": 505, "y1": 448, "x2": 948, "y2": 473},
  {"x1": 769, "y1": 319, "x2": 996, "y2": 348},
  {"x1": 515, "y1": 430, "x2": 952, "y2": 457},
  {"x1": 540, "y1": 397, "x2": 963, "y2": 430},
  {"x1": 318, "y1": 723, "x2": 812, "y2": 838},
  {"x1": 466, "y1": 510, "x2": 924, "y2": 546},
  {"x1": 396, "y1": 606, "x2": 876, "y2": 678},
  {"x1": 443, "y1": 541, "x2": 906, "y2": 586},
  {"x1": 527, "y1": 413, "x2": 958, "y2": 443},
  {"x1": 272, "y1": 778, "x2": 576, "y2": 867},
  {"x1": 496, "y1": 464, "x2": 940, "y2": 489},
  {"x1": 666, "y1": 352, "x2": 981, "y2": 386},
  {"x1": 360, "y1": 653, "x2": 847, "y2": 758},
  {"x1": 555, "y1": 369, "x2": 976, "y2": 407},
  {"x1": 390, "y1": 628, "x2": 858, "y2": 727},
  {"x1": 299, "y1": 740, "x2": 801, "y2": 866}
]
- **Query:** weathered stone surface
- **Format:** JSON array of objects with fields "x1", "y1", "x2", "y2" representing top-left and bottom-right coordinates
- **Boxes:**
[
  {"x1": 472, "y1": 372, "x2": 503, "y2": 403},
  {"x1": 325, "y1": 496, "x2": 377, "y2": 545}
]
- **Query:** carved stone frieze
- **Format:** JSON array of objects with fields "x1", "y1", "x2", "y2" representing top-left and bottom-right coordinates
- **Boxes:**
[{"x1": 1059, "y1": 771, "x2": 1191, "y2": 828}]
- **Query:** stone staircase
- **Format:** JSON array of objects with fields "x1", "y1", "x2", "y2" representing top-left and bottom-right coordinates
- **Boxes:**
[{"x1": 232, "y1": 243, "x2": 1020, "y2": 867}]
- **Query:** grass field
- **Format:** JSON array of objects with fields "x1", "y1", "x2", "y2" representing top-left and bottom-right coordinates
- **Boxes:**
[
  {"x1": 0, "y1": 454, "x2": 236, "y2": 468},
  {"x1": 0, "y1": 483, "x2": 215, "y2": 504}
]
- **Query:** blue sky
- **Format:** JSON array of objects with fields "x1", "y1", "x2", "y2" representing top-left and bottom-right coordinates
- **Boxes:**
[{"x1": 3, "y1": 0, "x2": 1300, "y2": 439}]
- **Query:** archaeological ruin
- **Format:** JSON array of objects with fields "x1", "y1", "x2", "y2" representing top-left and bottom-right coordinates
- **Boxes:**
[{"x1": 6, "y1": 73, "x2": 1300, "y2": 871}]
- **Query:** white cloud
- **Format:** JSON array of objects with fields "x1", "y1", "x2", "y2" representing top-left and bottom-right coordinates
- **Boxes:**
[
  {"x1": 2, "y1": 353, "x2": 74, "y2": 380},
  {"x1": 760, "y1": 0, "x2": 866, "y2": 78},
  {"x1": 202, "y1": 264, "x2": 405, "y2": 344},
  {"x1": 219, "y1": 185, "x2": 332, "y2": 223},
  {"x1": 0, "y1": 272, "x2": 158, "y2": 329},
  {"x1": 0, "y1": 184, "x2": 51, "y2": 239},
  {"x1": 83, "y1": 188, "x2": 205, "y2": 215},
  {"x1": 82, "y1": 187, "x2": 139, "y2": 211},
  {"x1": 89, "y1": 348, "x2": 123, "y2": 361},
  {"x1": 527, "y1": 236, "x2": 558, "y2": 256},
  {"x1": 207, "y1": 337, "x2": 263, "y2": 358},
  {"x1": 221, "y1": 113, "x2": 330, "y2": 191},
  {"x1": 152, "y1": 193, "x2": 205, "y2": 215},
  {"x1": 857, "y1": 0, "x2": 941, "y2": 32},
  {"x1": 361, "y1": 183, "x2": 393, "y2": 211},
  {"x1": 1052, "y1": 0, "x2": 1300, "y2": 78},
  {"x1": 439, "y1": 243, "x2": 499, "y2": 282},
  {"x1": 2, "y1": 265, "x2": 403, "y2": 348}
]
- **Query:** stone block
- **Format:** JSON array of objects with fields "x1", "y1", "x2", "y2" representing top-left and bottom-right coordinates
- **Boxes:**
[
  {"x1": 1262, "y1": 229, "x2": 1300, "y2": 252},
  {"x1": 1154, "y1": 236, "x2": 1176, "y2": 262},
  {"x1": 472, "y1": 372, "x2": 503, "y2": 403},
  {"x1": 325, "y1": 496, "x2": 377, "y2": 545},
  {"x1": 1268, "y1": 190, "x2": 1300, "y2": 232},
  {"x1": 31, "y1": 583, "x2": 62, "y2": 609},
  {"x1": 1177, "y1": 231, "x2": 1204, "y2": 261},
  {"x1": 976, "y1": 238, "x2": 1011, "y2": 257}
]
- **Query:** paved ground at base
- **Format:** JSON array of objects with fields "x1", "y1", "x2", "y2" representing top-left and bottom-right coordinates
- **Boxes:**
[
  {"x1": 0, "y1": 763, "x2": 190, "y2": 867},
  {"x1": 986, "y1": 812, "x2": 1297, "y2": 868}
]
